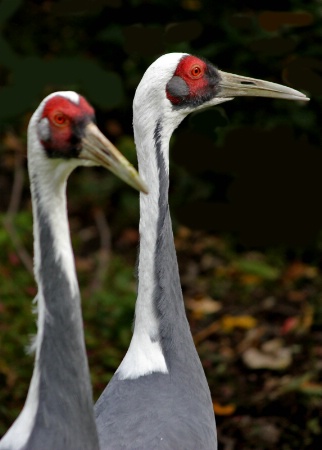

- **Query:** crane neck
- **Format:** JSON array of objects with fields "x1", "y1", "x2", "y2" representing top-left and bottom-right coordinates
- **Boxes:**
[
  {"x1": 116, "y1": 110, "x2": 194, "y2": 380},
  {"x1": 138, "y1": 114, "x2": 193, "y2": 334},
  {"x1": 30, "y1": 162, "x2": 79, "y2": 297},
  {"x1": 2, "y1": 157, "x2": 99, "y2": 449}
]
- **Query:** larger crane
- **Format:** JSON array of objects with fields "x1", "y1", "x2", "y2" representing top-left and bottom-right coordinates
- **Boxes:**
[
  {"x1": 95, "y1": 54, "x2": 309, "y2": 449},
  {"x1": 0, "y1": 91, "x2": 147, "y2": 450}
]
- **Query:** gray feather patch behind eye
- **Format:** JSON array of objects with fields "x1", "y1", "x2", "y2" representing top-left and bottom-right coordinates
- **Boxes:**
[
  {"x1": 166, "y1": 76, "x2": 189, "y2": 98},
  {"x1": 38, "y1": 117, "x2": 50, "y2": 141}
]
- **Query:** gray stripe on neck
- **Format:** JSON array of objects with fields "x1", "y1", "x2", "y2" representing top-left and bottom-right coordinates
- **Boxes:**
[
  {"x1": 151, "y1": 119, "x2": 166, "y2": 344},
  {"x1": 153, "y1": 120, "x2": 189, "y2": 360},
  {"x1": 25, "y1": 185, "x2": 99, "y2": 450}
]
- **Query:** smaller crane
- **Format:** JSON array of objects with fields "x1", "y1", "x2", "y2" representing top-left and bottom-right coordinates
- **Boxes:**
[{"x1": 0, "y1": 91, "x2": 147, "y2": 450}]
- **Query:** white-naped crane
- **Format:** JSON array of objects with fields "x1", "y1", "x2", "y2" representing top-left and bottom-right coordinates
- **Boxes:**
[
  {"x1": 95, "y1": 53, "x2": 309, "y2": 449},
  {"x1": 0, "y1": 91, "x2": 147, "y2": 450}
]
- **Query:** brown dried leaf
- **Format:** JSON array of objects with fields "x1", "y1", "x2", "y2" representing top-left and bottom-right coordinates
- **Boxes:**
[
  {"x1": 213, "y1": 402, "x2": 236, "y2": 416},
  {"x1": 242, "y1": 341, "x2": 292, "y2": 370},
  {"x1": 186, "y1": 296, "x2": 221, "y2": 316},
  {"x1": 221, "y1": 315, "x2": 257, "y2": 332}
]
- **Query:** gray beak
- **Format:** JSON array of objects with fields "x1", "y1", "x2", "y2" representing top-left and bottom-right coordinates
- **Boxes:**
[
  {"x1": 80, "y1": 122, "x2": 148, "y2": 194},
  {"x1": 217, "y1": 70, "x2": 309, "y2": 102}
]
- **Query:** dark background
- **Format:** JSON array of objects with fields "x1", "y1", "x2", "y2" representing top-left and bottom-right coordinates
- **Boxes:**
[{"x1": 0, "y1": 1, "x2": 321, "y2": 448}]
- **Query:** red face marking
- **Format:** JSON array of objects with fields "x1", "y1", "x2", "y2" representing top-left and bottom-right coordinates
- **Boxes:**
[
  {"x1": 42, "y1": 95, "x2": 95, "y2": 124},
  {"x1": 166, "y1": 56, "x2": 208, "y2": 105},
  {"x1": 175, "y1": 56, "x2": 206, "y2": 81},
  {"x1": 40, "y1": 94, "x2": 95, "y2": 158},
  {"x1": 166, "y1": 55, "x2": 220, "y2": 106}
]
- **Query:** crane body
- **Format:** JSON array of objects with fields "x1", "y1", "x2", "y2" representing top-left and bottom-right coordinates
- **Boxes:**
[
  {"x1": 0, "y1": 91, "x2": 146, "y2": 450},
  {"x1": 95, "y1": 53, "x2": 309, "y2": 450}
]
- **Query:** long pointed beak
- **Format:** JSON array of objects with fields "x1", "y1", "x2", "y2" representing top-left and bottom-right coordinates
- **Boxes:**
[
  {"x1": 217, "y1": 70, "x2": 309, "y2": 102},
  {"x1": 79, "y1": 122, "x2": 148, "y2": 194}
]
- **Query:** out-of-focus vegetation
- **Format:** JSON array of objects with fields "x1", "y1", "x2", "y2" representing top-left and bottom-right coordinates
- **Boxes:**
[{"x1": 1, "y1": 0, "x2": 322, "y2": 448}]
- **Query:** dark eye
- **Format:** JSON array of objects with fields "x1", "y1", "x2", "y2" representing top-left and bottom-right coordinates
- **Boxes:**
[
  {"x1": 190, "y1": 64, "x2": 203, "y2": 78},
  {"x1": 53, "y1": 112, "x2": 69, "y2": 127}
]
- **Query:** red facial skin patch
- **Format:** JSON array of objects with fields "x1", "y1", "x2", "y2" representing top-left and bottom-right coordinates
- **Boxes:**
[
  {"x1": 40, "y1": 95, "x2": 95, "y2": 154},
  {"x1": 166, "y1": 55, "x2": 210, "y2": 105},
  {"x1": 42, "y1": 95, "x2": 94, "y2": 122}
]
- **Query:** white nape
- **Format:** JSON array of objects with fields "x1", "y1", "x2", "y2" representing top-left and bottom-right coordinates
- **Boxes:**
[{"x1": 116, "y1": 331, "x2": 168, "y2": 380}]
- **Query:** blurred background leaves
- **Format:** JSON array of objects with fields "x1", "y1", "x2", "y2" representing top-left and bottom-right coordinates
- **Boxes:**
[{"x1": 1, "y1": 0, "x2": 322, "y2": 448}]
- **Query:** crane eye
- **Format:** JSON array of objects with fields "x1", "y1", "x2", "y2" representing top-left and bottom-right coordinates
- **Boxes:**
[
  {"x1": 190, "y1": 64, "x2": 203, "y2": 78},
  {"x1": 53, "y1": 112, "x2": 69, "y2": 127}
]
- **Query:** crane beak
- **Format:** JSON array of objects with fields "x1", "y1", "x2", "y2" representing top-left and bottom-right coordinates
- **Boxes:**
[
  {"x1": 79, "y1": 122, "x2": 148, "y2": 194},
  {"x1": 217, "y1": 70, "x2": 310, "y2": 102}
]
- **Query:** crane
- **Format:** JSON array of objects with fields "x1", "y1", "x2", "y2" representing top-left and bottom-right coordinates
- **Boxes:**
[
  {"x1": 0, "y1": 91, "x2": 147, "y2": 450},
  {"x1": 95, "y1": 54, "x2": 309, "y2": 449}
]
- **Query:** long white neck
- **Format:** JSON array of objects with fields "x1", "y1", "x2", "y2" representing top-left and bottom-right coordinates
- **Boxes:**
[
  {"x1": 29, "y1": 159, "x2": 79, "y2": 377},
  {"x1": 0, "y1": 148, "x2": 99, "y2": 449},
  {"x1": 31, "y1": 160, "x2": 78, "y2": 293},
  {"x1": 116, "y1": 83, "x2": 188, "y2": 380}
]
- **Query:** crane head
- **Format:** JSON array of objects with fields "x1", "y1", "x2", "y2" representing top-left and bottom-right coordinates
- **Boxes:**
[
  {"x1": 134, "y1": 53, "x2": 309, "y2": 127},
  {"x1": 30, "y1": 91, "x2": 148, "y2": 193},
  {"x1": 165, "y1": 54, "x2": 309, "y2": 109}
]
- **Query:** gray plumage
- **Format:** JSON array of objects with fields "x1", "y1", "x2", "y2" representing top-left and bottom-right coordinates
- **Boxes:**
[
  {"x1": 0, "y1": 90, "x2": 146, "y2": 450},
  {"x1": 0, "y1": 92, "x2": 101, "y2": 450},
  {"x1": 95, "y1": 52, "x2": 308, "y2": 449},
  {"x1": 23, "y1": 187, "x2": 99, "y2": 450},
  {"x1": 96, "y1": 369, "x2": 215, "y2": 450},
  {"x1": 95, "y1": 205, "x2": 216, "y2": 448},
  {"x1": 95, "y1": 113, "x2": 216, "y2": 449}
]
